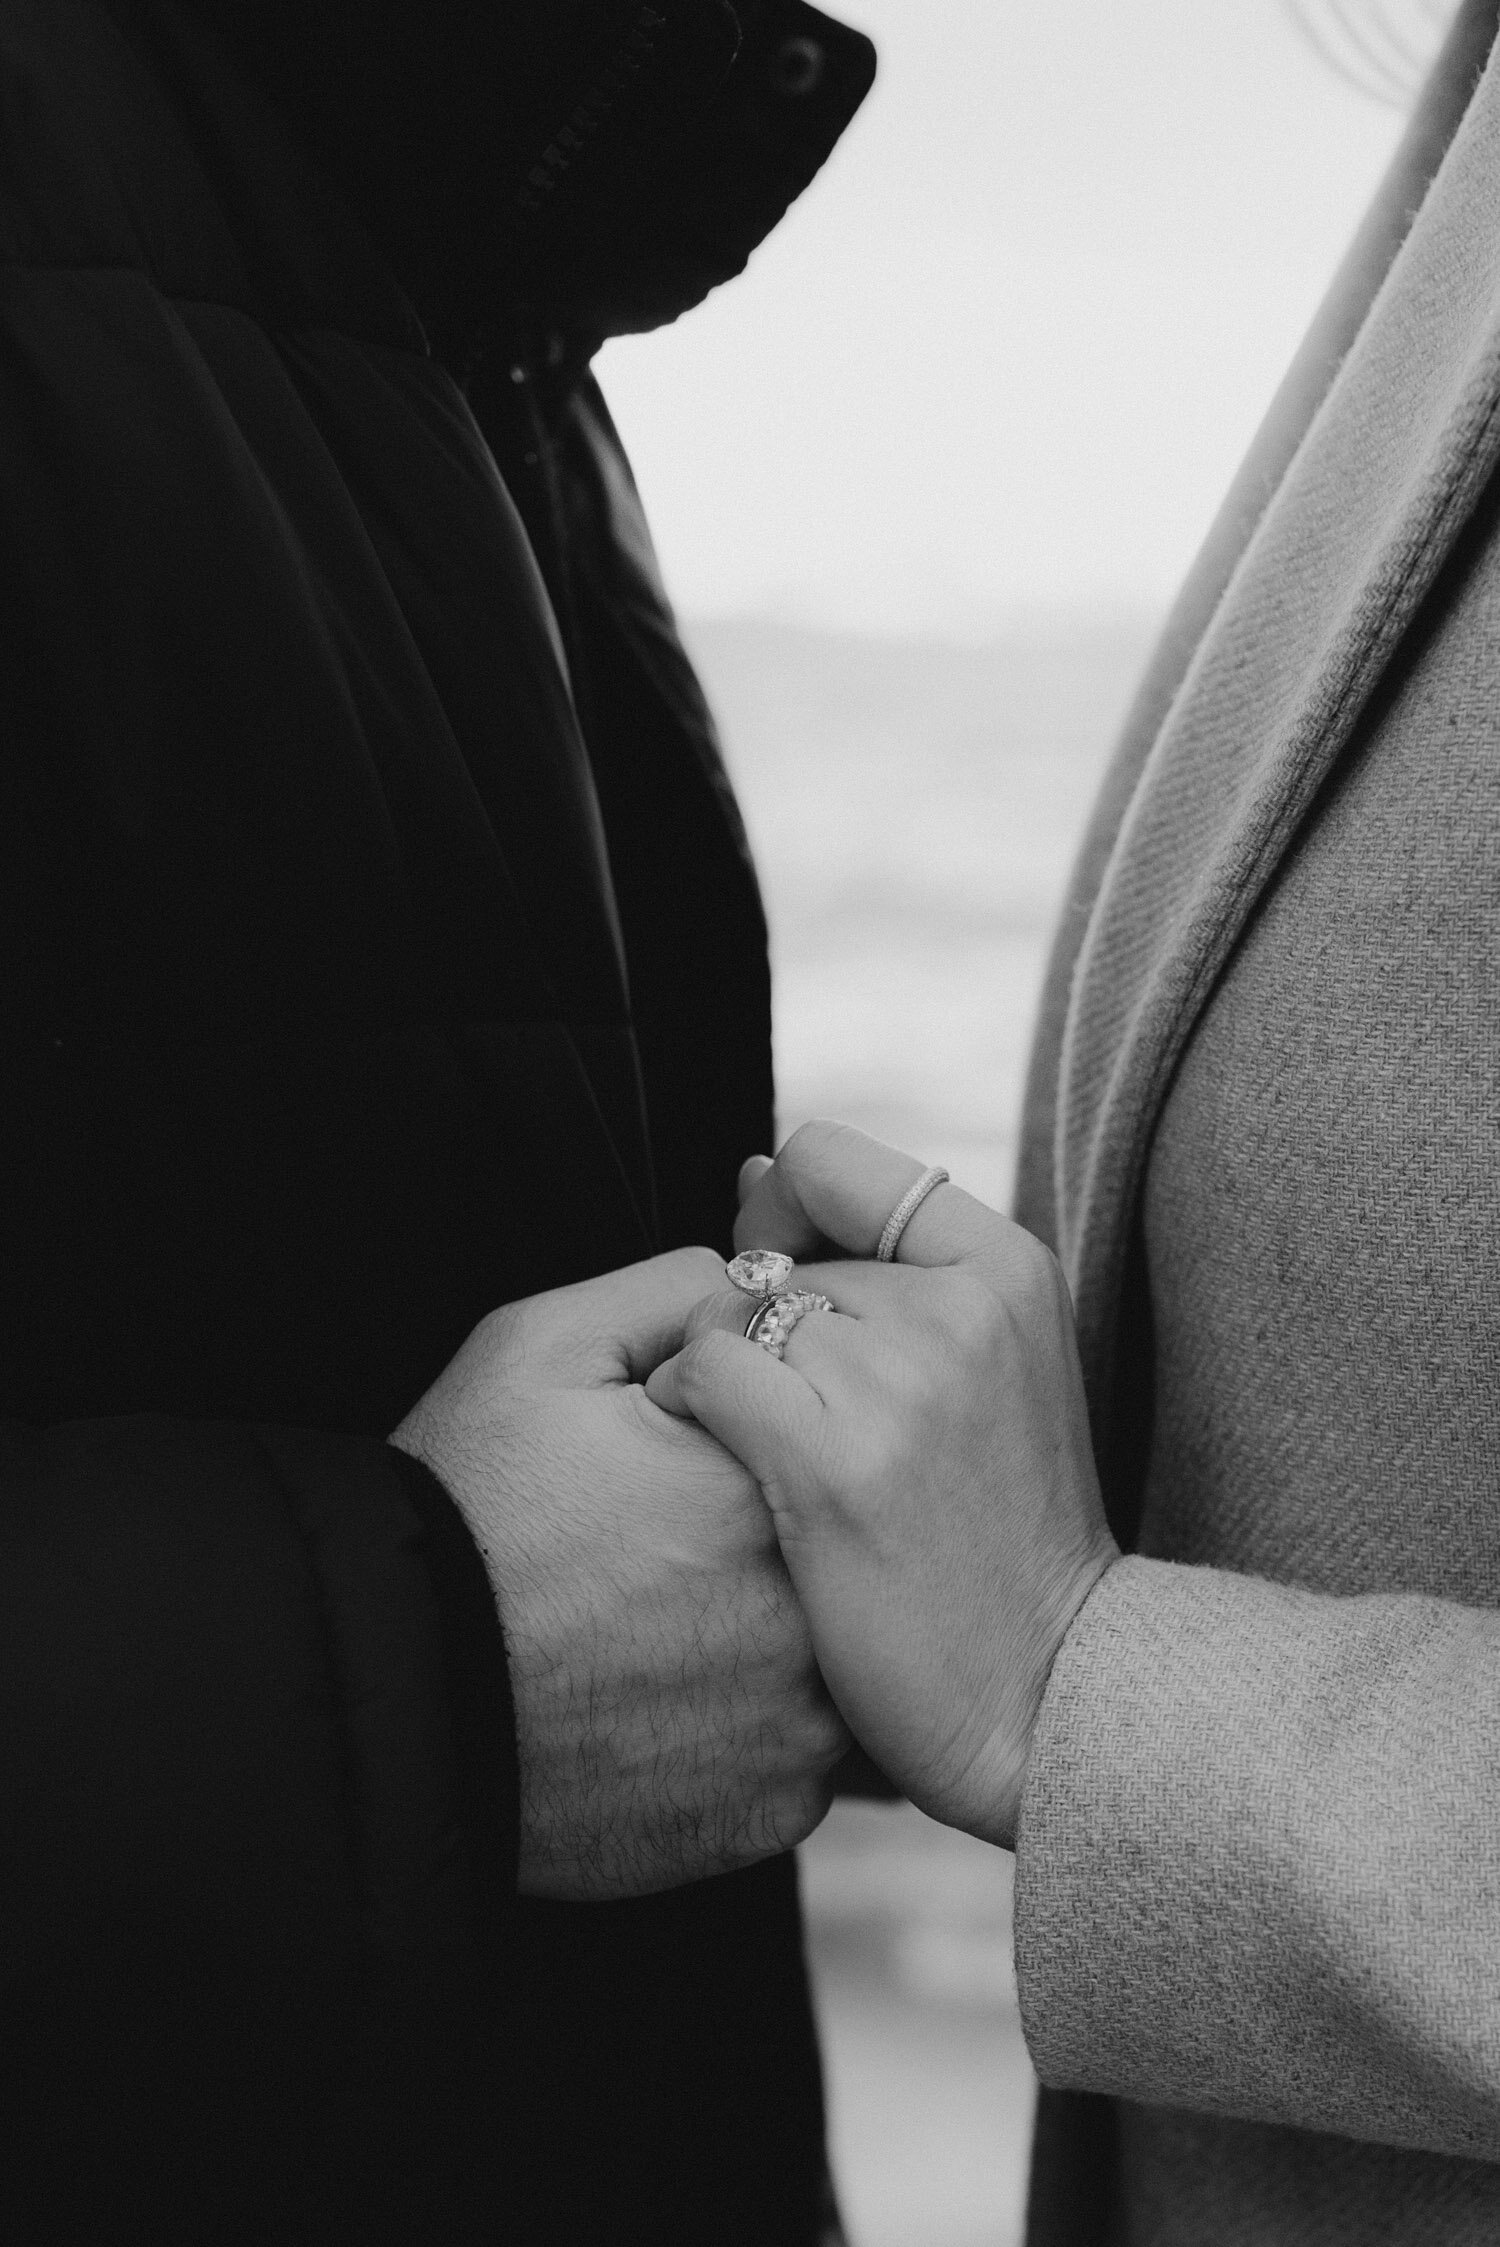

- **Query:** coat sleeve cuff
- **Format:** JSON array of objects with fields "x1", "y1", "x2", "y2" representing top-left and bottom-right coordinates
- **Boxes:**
[
  {"x1": 1013, "y1": 1553, "x2": 1500, "y2": 2158},
  {"x1": 383, "y1": 1445, "x2": 522, "y2": 1907}
]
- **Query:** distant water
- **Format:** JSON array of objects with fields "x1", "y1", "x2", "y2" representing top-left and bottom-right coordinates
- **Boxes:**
[
  {"x1": 683, "y1": 615, "x2": 1160, "y2": 2247},
  {"x1": 684, "y1": 617, "x2": 1158, "y2": 1213}
]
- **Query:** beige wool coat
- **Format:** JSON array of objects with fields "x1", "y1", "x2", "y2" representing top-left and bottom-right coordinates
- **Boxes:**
[{"x1": 1011, "y1": 2, "x2": 1500, "y2": 2239}]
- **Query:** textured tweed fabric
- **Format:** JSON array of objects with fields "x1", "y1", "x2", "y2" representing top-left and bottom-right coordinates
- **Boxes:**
[
  {"x1": 1054, "y1": 0, "x2": 1500, "y2": 1414},
  {"x1": 1011, "y1": 0, "x2": 1497, "y2": 1267},
  {"x1": 1013, "y1": 1, "x2": 1500, "y2": 2239}
]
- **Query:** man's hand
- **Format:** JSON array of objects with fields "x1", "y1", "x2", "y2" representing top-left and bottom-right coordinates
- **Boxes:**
[
  {"x1": 390, "y1": 1248, "x2": 848, "y2": 1901},
  {"x1": 646, "y1": 1125, "x2": 1119, "y2": 1852}
]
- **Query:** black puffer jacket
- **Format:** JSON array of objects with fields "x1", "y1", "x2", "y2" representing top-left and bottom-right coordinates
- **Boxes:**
[{"x1": 0, "y1": 2, "x2": 874, "y2": 2240}]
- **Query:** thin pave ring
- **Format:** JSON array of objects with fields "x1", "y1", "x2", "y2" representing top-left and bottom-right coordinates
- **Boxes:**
[{"x1": 876, "y1": 1167, "x2": 950, "y2": 1263}]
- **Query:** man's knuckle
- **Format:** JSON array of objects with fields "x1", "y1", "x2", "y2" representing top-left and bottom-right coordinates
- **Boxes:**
[
  {"x1": 674, "y1": 1334, "x2": 709, "y2": 1388},
  {"x1": 653, "y1": 1244, "x2": 726, "y2": 1300},
  {"x1": 475, "y1": 1300, "x2": 517, "y2": 1351},
  {"x1": 677, "y1": 1330, "x2": 730, "y2": 1403},
  {"x1": 682, "y1": 1244, "x2": 729, "y2": 1290},
  {"x1": 683, "y1": 1293, "x2": 727, "y2": 1345},
  {"x1": 627, "y1": 1380, "x2": 669, "y2": 1441},
  {"x1": 809, "y1": 1700, "x2": 852, "y2": 1769},
  {"x1": 783, "y1": 1774, "x2": 836, "y2": 1849},
  {"x1": 749, "y1": 1786, "x2": 817, "y2": 1859}
]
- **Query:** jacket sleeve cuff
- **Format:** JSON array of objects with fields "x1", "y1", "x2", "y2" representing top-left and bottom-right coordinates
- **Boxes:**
[
  {"x1": 383, "y1": 1445, "x2": 522, "y2": 1906},
  {"x1": 1013, "y1": 1553, "x2": 1500, "y2": 2159},
  {"x1": 0, "y1": 1416, "x2": 522, "y2": 2213}
]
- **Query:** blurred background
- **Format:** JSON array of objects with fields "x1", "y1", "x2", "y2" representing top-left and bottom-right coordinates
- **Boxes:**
[{"x1": 598, "y1": 5, "x2": 1440, "y2": 2241}]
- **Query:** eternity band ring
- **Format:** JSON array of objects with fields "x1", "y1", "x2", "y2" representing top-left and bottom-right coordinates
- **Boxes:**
[
  {"x1": 876, "y1": 1166, "x2": 951, "y2": 1262},
  {"x1": 744, "y1": 1288, "x2": 836, "y2": 1360}
]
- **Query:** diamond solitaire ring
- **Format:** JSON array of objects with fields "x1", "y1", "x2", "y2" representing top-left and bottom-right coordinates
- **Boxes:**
[{"x1": 725, "y1": 1249, "x2": 795, "y2": 1300}]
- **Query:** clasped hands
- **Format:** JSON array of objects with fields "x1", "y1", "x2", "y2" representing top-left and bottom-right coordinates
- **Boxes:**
[{"x1": 391, "y1": 1121, "x2": 1118, "y2": 1902}]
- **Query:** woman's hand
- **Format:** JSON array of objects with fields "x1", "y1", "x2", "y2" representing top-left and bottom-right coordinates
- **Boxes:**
[{"x1": 646, "y1": 1122, "x2": 1119, "y2": 1850}]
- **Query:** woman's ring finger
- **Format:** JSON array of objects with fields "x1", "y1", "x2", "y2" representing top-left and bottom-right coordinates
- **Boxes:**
[{"x1": 744, "y1": 1288, "x2": 836, "y2": 1361}]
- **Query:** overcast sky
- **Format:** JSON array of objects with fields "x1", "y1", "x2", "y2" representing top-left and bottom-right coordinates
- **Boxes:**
[{"x1": 596, "y1": 0, "x2": 1422, "y2": 635}]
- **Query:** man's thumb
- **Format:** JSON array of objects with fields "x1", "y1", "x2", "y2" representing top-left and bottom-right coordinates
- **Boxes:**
[{"x1": 645, "y1": 1329, "x2": 821, "y2": 1497}]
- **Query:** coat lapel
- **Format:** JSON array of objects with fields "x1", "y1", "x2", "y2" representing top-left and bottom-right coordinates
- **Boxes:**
[{"x1": 1057, "y1": 25, "x2": 1500, "y2": 1422}]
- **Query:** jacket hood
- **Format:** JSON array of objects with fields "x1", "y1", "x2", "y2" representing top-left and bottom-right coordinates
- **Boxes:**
[{"x1": 125, "y1": 0, "x2": 876, "y2": 363}]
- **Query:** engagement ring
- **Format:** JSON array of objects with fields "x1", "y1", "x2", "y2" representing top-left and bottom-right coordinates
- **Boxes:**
[{"x1": 726, "y1": 1249, "x2": 795, "y2": 1299}]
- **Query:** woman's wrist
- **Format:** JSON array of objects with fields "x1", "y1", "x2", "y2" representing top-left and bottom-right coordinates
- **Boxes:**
[{"x1": 952, "y1": 1541, "x2": 1120, "y2": 1851}]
